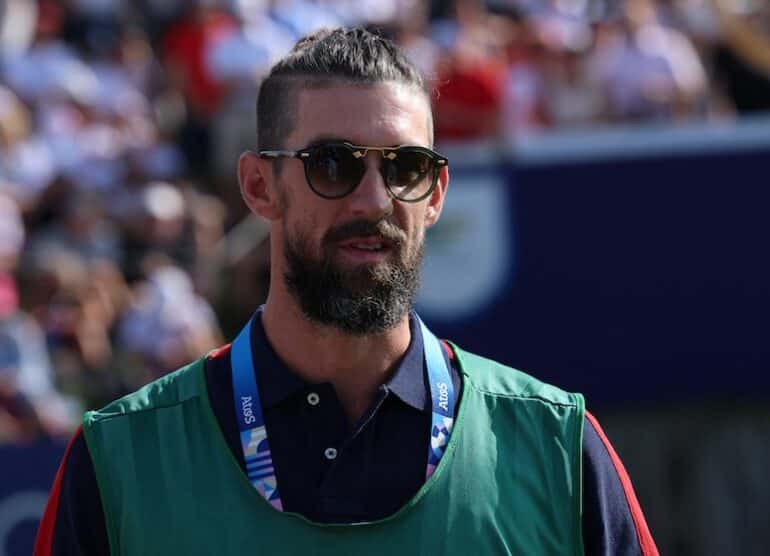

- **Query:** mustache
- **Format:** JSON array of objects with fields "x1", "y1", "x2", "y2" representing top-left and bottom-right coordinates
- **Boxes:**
[{"x1": 324, "y1": 219, "x2": 406, "y2": 246}]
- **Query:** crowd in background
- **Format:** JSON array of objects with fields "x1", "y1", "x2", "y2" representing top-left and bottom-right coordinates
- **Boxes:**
[{"x1": 1, "y1": 0, "x2": 770, "y2": 442}]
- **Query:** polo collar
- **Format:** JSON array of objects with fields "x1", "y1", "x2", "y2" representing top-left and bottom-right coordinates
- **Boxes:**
[{"x1": 250, "y1": 307, "x2": 430, "y2": 413}]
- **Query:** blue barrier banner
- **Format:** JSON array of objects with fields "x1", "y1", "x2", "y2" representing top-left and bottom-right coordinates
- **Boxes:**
[
  {"x1": 0, "y1": 441, "x2": 65, "y2": 556},
  {"x1": 417, "y1": 146, "x2": 770, "y2": 405}
]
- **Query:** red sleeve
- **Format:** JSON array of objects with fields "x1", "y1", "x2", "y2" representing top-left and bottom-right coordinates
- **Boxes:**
[
  {"x1": 585, "y1": 411, "x2": 659, "y2": 556},
  {"x1": 440, "y1": 340, "x2": 455, "y2": 361},
  {"x1": 33, "y1": 426, "x2": 83, "y2": 556}
]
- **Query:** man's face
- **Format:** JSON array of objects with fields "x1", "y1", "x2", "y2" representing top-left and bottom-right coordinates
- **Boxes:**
[{"x1": 271, "y1": 82, "x2": 447, "y2": 334}]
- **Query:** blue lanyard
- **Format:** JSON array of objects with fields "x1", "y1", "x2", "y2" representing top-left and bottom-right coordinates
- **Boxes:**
[{"x1": 230, "y1": 314, "x2": 456, "y2": 511}]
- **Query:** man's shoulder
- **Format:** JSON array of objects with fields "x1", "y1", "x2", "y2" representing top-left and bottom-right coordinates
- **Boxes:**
[
  {"x1": 449, "y1": 343, "x2": 583, "y2": 410},
  {"x1": 83, "y1": 356, "x2": 207, "y2": 427}
]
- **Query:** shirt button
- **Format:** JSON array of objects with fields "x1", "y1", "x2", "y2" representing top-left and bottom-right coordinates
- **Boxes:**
[
  {"x1": 307, "y1": 392, "x2": 320, "y2": 406},
  {"x1": 324, "y1": 447, "x2": 338, "y2": 460}
]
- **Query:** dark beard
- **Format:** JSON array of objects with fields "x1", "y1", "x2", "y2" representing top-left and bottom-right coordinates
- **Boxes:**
[{"x1": 283, "y1": 219, "x2": 423, "y2": 335}]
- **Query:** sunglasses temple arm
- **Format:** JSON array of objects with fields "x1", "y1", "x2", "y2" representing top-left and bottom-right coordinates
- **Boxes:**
[{"x1": 255, "y1": 150, "x2": 300, "y2": 159}]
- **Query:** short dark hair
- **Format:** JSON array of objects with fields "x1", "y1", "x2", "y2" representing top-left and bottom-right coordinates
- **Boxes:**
[{"x1": 256, "y1": 27, "x2": 430, "y2": 151}]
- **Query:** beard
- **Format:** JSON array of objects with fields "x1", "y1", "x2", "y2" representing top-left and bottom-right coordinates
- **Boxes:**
[{"x1": 283, "y1": 218, "x2": 423, "y2": 335}]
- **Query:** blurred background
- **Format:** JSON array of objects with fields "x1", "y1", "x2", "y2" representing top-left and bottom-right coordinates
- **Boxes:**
[{"x1": 1, "y1": 0, "x2": 769, "y2": 553}]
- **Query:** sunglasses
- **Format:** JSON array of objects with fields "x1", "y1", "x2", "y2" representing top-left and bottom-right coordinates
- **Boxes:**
[{"x1": 258, "y1": 142, "x2": 448, "y2": 202}]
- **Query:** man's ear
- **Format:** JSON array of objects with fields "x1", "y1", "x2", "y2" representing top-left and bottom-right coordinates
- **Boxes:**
[
  {"x1": 238, "y1": 151, "x2": 282, "y2": 221},
  {"x1": 425, "y1": 165, "x2": 449, "y2": 228}
]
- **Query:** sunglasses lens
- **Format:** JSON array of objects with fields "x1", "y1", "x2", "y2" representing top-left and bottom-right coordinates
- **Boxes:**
[
  {"x1": 305, "y1": 145, "x2": 363, "y2": 198},
  {"x1": 383, "y1": 150, "x2": 434, "y2": 201}
]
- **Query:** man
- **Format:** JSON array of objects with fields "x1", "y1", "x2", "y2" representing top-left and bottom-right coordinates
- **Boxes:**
[{"x1": 36, "y1": 28, "x2": 658, "y2": 555}]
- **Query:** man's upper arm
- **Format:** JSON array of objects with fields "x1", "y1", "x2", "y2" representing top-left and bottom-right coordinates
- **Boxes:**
[
  {"x1": 582, "y1": 411, "x2": 659, "y2": 556},
  {"x1": 34, "y1": 426, "x2": 110, "y2": 556}
]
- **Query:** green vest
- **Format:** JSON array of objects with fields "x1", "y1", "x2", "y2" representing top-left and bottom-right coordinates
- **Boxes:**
[{"x1": 83, "y1": 345, "x2": 585, "y2": 555}]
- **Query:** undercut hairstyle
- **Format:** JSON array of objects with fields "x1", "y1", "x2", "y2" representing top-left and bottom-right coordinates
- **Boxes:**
[{"x1": 256, "y1": 27, "x2": 432, "y2": 151}]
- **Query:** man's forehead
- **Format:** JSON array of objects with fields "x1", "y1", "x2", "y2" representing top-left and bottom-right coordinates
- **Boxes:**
[{"x1": 289, "y1": 82, "x2": 432, "y2": 147}]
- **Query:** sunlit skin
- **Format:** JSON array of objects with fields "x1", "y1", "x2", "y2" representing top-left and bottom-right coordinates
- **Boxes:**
[{"x1": 238, "y1": 82, "x2": 449, "y2": 423}]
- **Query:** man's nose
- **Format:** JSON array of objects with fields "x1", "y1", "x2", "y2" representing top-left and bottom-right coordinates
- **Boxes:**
[{"x1": 347, "y1": 158, "x2": 393, "y2": 219}]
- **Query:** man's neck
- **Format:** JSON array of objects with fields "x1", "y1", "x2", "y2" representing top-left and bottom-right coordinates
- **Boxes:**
[{"x1": 260, "y1": 292, "x2": 411, "y2": 425}]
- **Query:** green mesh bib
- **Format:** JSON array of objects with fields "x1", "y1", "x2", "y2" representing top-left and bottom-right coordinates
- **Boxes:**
[{"x1": 83, "y1": 345, "x2": 585, "y2": 555}]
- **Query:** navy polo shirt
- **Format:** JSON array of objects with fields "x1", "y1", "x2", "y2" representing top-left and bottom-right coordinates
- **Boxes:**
[{"x1": 206, "y1": 309, "x2": 461, "y2": 522}]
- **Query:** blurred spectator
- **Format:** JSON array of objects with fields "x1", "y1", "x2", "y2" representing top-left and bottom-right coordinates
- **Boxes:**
[
  {"x1": 501, "y1": 16, "x2": 550, "y2": 136},
  {"x1": 1, "y1": 1, "x2": 96, "y2": 106},
  {"x1": 589, "y1": 0, "x2": 708, "y2": 122},
  {"x1": 162, "y1": 2, "x2": 238, "y2": 174},
  {"x1": 162, "y1": 3, "x2": 237, "y2": 117},
  {"x1": 543, "y1": 49, "x2": 606, "y2": 128},
  {"x1": 29, "y1": 191, "x2": 122, "y2": 266},
  {"x1": 0, "y1": 85, "x2": 57, "y2": 210},
  {"x1": 0, "y1": 193, "x2": 24, "y2": 275},
  {"x1": 393, "y1": 3, "x2": 442, "y2": 78},
  {"x1": 432, "y1": 0, "x2": 509, "y2": 140},
  {"x1": 22, "y1": 248, "x2": 131, "y2": 410},
  {"x1": 206, "y1": 2, "x2": 294, "y2": 87},
  {"x1": 0, "y1": 193, "x2": 78, "y2": 441},
  {"x1": 113, "y1": 179, "x2": 227, "y2": 285},
  {"x1": 118, "y1": 181, "x2": 191, "y2": 280},
  {"x1": 528, "y1": 5, "x2": 605, "y2": 129},
  {"x1": 0, "y1": 0, "x2": 37, "y2": 53},
  {"x1": 270, "y1": 0, "x2": 343, "y2": 38},
  {"x1": 206, "y1": 0, "x2": 295, "y2": 180},
  {"x1": 118, "y1": 260, "x2": 223, "y2": 384},
  {"x1": 133, "y1": 0, "x2": 189, "y2": 46},
  {"x1": 63, "y1": 0, "x2": 129, "y2": 57}
]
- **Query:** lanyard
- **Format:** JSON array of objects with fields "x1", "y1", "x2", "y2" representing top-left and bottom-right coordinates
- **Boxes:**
[{"x1": 230, "y1": 314, "x2": 456, "y2": 512}]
